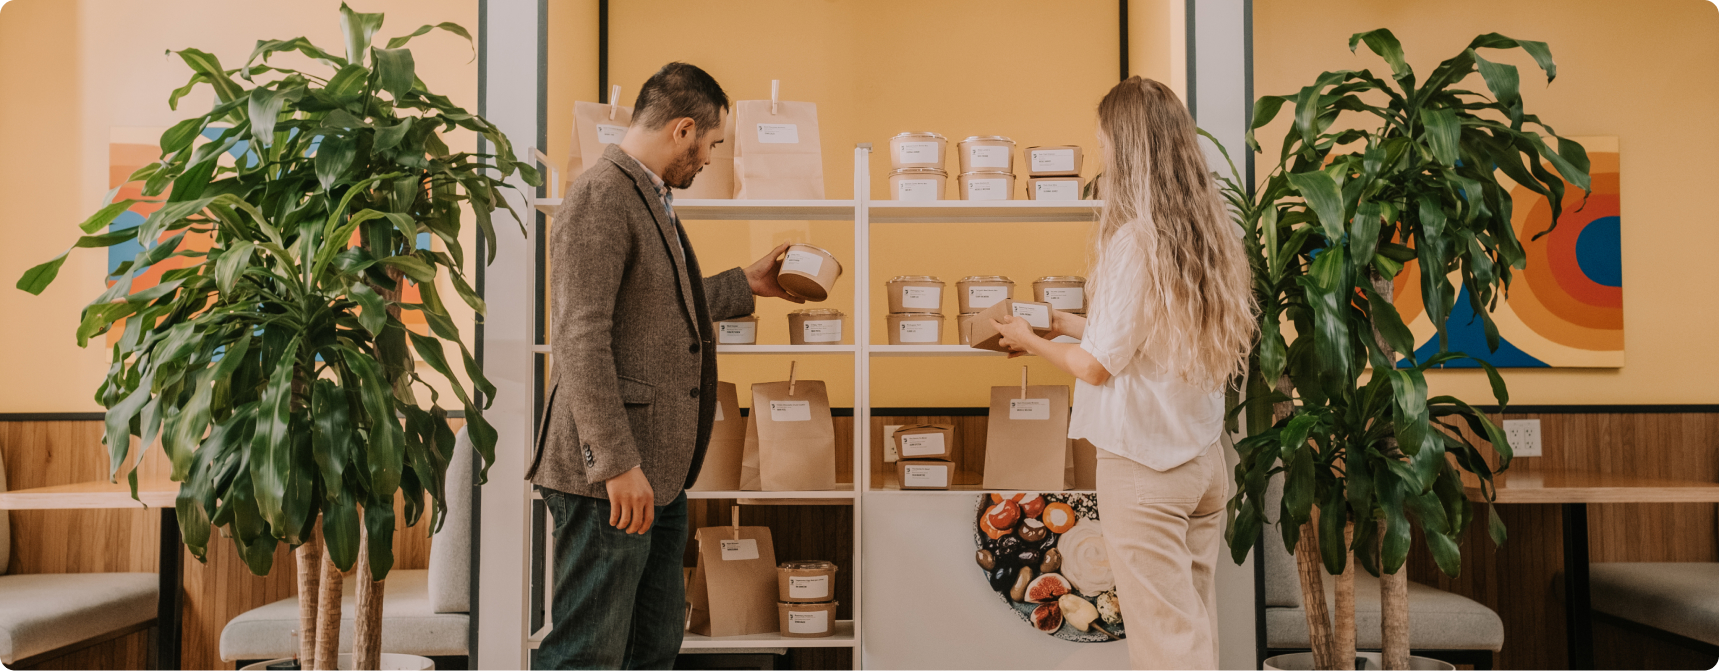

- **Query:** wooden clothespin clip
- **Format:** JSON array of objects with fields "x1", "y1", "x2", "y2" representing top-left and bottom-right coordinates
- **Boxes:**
[
  {"x1": 770, "y1": 79, "x2": 780, "y2": 115},
  {"x1": 1021, "y1": 365, "x2": 1029, "y2": 400},
  {"x1": 608, "y1": 85, "x2": 622, "y2": 120},
  {"x1": 787, "y1": 360, "x2": 798, "y2": 397},
  {"x1": 731, "y1": 506, "x2": 741, "y2": 540}
]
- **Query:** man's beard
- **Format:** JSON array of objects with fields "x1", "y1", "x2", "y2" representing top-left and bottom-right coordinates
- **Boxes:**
[{"x1": 663, "y1": 144, "x2": 704, "y2": 190}]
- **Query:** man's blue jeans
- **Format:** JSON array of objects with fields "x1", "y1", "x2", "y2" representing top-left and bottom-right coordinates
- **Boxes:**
[{"x1": 536, "y1": 487, "x2": 689, "y2": 670}]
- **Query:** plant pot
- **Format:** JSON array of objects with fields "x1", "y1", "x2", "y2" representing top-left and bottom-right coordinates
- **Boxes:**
[
  {"x1": 239, "y1": 653, "x2": 436, "y2": 670},
  {"x1": 1263, "y1": 652, "x2": 1456, "y2": 671}
]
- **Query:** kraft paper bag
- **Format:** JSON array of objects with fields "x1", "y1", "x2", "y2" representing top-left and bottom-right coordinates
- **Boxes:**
[
  {"x1": 739, "y1": 379, "x2": 837, "y2": 491},
  {"x1": 673, "y1": 108, "x2": 736, "y2": 199},
  {"x1": 565, "y1": 97, "x2": 632, "y2": 191},
  {"x1": 982, "y1": 384, "x2": 1073, "y2": 491},
  {"x1": 1070, "y1": 438, "x2": 1098, "y2": 490},
  {"x1": 687, "y1": 525, "x2": 780, "y2": 637},
  {"x1": 733, "y1": 84, "x2": 825, "y2": 200},
  {"x1": 689, "y1": 382, "x2": 744, "y2": 491}
]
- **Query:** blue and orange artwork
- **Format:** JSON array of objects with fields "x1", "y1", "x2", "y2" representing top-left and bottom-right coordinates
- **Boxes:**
[{"x1": 1392, "y1": 136, "x2": 1623, "y2": 368}]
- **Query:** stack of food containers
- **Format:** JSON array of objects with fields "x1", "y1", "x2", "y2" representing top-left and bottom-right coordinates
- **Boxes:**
[
  {"x1": 1025, "y1": 145, "x2": 1084, "y2": 200},
  {"x1": 955, "y1": 275, "x2": 1015, "y2": 344},
  {"x1": 957, "y1": 135, "x2": 1016, "y2": 201},
  {"x1": 883, "y1": 275, "x2": 945, "y2": 344},
  {"x1": 886, "y1": 132, "x2": 948, "y2": 201},
  {"x1": 777, "y1": 560, "x2": 840, "y2": 637},
  {"x1": 894, "y1": 424, "x2": 955, "y2": 490}
]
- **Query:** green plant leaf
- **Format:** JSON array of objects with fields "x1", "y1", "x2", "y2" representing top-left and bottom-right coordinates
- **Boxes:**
[
  {"x1": 1348, "y1": 29, "x2": 1413, "y2": 84},
  {"x1": 363, "y1": 490, "x2": 397, "y2": 581},
  {"x1": 1286, "y1": 169, "x2": 1348, "y2": 242},
  {"x1": 377, "y1": 255, "x2": 437, "y2": 283},
  {"x1": 215, "y1": 242, "x2": 255, "y2": 294},
  {"x1": 323, "y1": 483, "x2": 361, "y2": 570},
  {"x1": 167, "y1": 48, "x2": 243, "y2": 103},
  {"x1": 1362, "y1": 283, "x2": 1415, "y2": 364},
  {"x1": 248, "y1": 337, "x2": 300, "y2": 534},
  {"x1": 1422, "y1": 107, "x2": 1461, "y2": 167},
  {"x1": 16, "y1": 251, "x2": 70, "y2": 295},
  {"x1": 1471, "y1": 50, "x2": 1521, "y2": 107},
  {"x1": 385, "y1": 22, "x2": 473, "y2": 55},
  {"x1": 340, "y1": 344, "x2": 402, "y2": 498},
  {"x1": 373, "y1": 47, "x2": 415, "y2": 100},
  {"x1": 339, "y1": 2, "x2": 386, "y2": 66},
  {"x1": 324, "y1": 63, "x2": 371, "y2": 103},
  {"x1": 311, "y1": 379, "x2": 353, "y2": 499}
]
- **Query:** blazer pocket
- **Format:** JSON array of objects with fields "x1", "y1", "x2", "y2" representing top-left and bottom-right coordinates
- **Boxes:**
[{"x1": 617, "y1": 375, "x2": 656, "y2": 405}]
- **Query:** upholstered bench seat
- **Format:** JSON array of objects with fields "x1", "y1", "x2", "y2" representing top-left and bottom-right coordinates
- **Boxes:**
[
  {"x1": 1590, "y1": 562, "x2": 1719, "y2": 646},
  {"x1": 1266, "y1": 572, "x2": 1505, "y2": 651},
  {"x1": 0, "y1": 572, "x2": 157, "y2": 664},
  {"x1": 220, "y1": 569, "x2": 468, "y2": 662}
]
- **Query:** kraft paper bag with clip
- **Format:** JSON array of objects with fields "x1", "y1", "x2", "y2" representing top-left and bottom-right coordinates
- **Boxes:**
[
  {"x1": 982, "y1": 366, "x2": 1072, "y2": 491},
  {"x1": 673, "y1": 107, "x2": 736, "y2": 199},
  {"x1": 565, "y1": 85, "x2": 632, "y2": 191},
  {"x1": 733, "y1": 80, "x2": 825, "y2": 200},
  {"x1": 688, "y1": 382, "x2": 744, "y2": 491},
  {"x1": 687, "y1": 509, "x2": 779, "y2": 637},
  {"x1": 739, "y1": 361, "x2": 837, "y2": 491}
]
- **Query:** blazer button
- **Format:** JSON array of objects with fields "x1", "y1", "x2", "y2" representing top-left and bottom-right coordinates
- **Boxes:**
[
  {"x1": 689, "y1": 387, "x2": 700, "y2": 398},
  {"x1": 689, "y1": 343, "x2": 700, "y2": 354}
]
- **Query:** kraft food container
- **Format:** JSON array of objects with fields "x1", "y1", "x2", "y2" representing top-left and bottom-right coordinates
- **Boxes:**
[
  {"x1": 958, "y1": 135, "x2": 1016, "y2": 173},
  {"x1": 1034, "y1": 276, "x2": 1087, "y2": 313},
  {"x1": 897, "y1": 459, "x2": 954, "y2": 490},
  {"x1": 958, "y1": 171, "x2": 1014, "y2": 201},
  {"x1": 886, "y1": 312, "x2": 943, "y2": 345},
  {"x1": 886, "y1": 275, "x2": 944, "y2": 313},
  {"x1": 788, "y1": 308, "x2": 845, "y2": 345},
  {"x1": 777, "y1": 560, "x2": 839, "y2": 604},
  {"x1": 887, "y1": 168, "x2": 947, "y2": 201},
  {"x1": 958, "y1": 275, "x2": 1015, "y2": 314},
  {"x1": 1025, "y1": 145, "x2": 1084, "y2": 176},
  {"x1": 777, "y1": 243, "x2": 844, "y2": 302},
  {"x1": 889, "y1": 132, "x2": 948, "y2": 169},
  {"x1": 957, "y1": 313, "x2": 980, "y2": 345},
  {"x1": 777, "y1": 600, "x2": 840, "y2": 638},
  {"x1": 717, "y1": 314, "x2": 759, "y2": 344},
  {"x1": 893, "y1": 424, "x2": 954, "y2": 460},
  {"x1": 1028, "y1": 176, "x2": 1082, "y2": 201}
]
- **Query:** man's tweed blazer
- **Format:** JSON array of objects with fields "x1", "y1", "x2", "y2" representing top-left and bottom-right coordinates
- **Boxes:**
[{"x1": 529, "y1": 144, "x2": 754, "y2": 505}]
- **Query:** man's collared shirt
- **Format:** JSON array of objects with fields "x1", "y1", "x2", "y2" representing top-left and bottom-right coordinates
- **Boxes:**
[{"x1": 624, "y1": 151, "x2": 687, "y2": 260}]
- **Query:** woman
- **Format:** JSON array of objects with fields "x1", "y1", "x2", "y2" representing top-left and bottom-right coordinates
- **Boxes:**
[{"x1": 991, "y1": 77, "x2": 1256, "y2": 670}]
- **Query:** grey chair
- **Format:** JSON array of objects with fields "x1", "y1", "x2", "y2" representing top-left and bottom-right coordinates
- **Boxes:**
[
  {"x1": 220, "y1": 428, "x2": 475, "y2": 668},
  {"x1": 1261, "y1": 477, "x2": 1504, "y2": 669},
  {"x1": 1587, "y1": 561, "x2": 1719, "y2": 657},
  {"x1": 0, "y1": 447, "x2": 159, "y2": 667}
]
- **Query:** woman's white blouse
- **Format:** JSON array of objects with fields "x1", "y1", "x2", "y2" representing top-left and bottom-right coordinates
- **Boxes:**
[{"x1": 1067, "y1": 228, "x2": 1225, "y2": 472}]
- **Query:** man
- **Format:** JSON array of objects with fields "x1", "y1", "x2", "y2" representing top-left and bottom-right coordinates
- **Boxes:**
[{"x1": 528, "y1": 62, "x2": 802, "y2": 669}]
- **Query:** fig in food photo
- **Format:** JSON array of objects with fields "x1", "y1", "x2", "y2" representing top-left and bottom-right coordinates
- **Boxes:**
[{"x1": 1025, "y1": 572, "x2": 1072, "y2": 603}]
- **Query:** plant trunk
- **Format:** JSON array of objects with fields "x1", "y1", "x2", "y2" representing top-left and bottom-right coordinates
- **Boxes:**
[
  {"x1": 1275, "y1": 375, "x2": 1342, "y2": 669},
  {"x1": 354, "y1": 508, "x2": 386, "y2": 670},
  {"x1": 1334, "y1": 521, "x2": 1357, "y2": 670},
  {"x1": 314, "y1": 550, "x2": 344, "y2": 670},
  {"x1": 1369, "y1": 270, "x2": 1411, "y2": 670},
  {"x1": 295, "y1": 528, "x2": 324, "y2": 668}
]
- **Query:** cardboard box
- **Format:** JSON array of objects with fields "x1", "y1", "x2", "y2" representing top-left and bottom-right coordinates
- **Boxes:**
[
  {"x1": 896, "y1": 459, "x2": 954, "y2": 490},
  {"x1": 965, "y1": 299, "x2": 1054, "y2": 353},
  {"x1": 893, "y1": 424, "x2": 954, "y2": 460}
]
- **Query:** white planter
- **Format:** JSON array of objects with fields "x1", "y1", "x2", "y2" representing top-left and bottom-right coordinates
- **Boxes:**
[
  {"x1": 1264, "y1": 652, "x2": 1457, "y2": 671},
  {"x1": 239, "y1": 653, "x2": 435, "y2": 670}
]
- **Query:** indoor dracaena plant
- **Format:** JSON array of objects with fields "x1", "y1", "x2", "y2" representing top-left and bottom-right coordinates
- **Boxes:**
[{"x1": 1209, "y1": 29, "x2": 1590, "y2": 669}]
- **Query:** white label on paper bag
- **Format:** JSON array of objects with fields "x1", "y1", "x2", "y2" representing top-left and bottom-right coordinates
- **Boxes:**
[
  {"x1": 718, "y1": 321, "x2": 756, "y2": 344},
  {"x1": 803, "y1": 319, "x2": 842, "y2": 343},
  {"x1": 898, "y1": 141, "x2": 940, "y2": 163},
  {"x1": 1009, "y1": 398, "x2": 1051, "y2": 420},
  {"x1": 900, "y1": 432, "x2": 946, "y2": 457},
  {"x1": 719, "y1": 538, "x2": 759, "y2": 560},
  {"x1": 714, "y1": 402, "x2": 725, "y2": 422},
  {"x1": 968, "y1": 145, "x2": 1010, "y2": 168},
  {"x1": 788, "y1": 575, "x2": 831, "y2": 599},
  {"x1": 595, "y1": 124, "x2": 626, "y2": 144},
  {"x1": 787, "y1": 610, "x2": 829, "y2": 634},
  {"x1": 781, "y1": 250, "x2": 824, "y2": 275},
  {"x1": 757, "y1": 123, "x2": 800, "y2": 144},
  {"x1": 898, "y1": 320, "x2": 938, "y2": 343},
  {"x1": 901, "y1": 286, "x2": 940, "y2": 309},
  {"x1": 769, "y1": 400, "x2": 812, "y2": 422},
  {"x1": 965, "y1": 177, "x2": 1009, "y2": 201},
  {"x1": 1034, "y1": 180, "x2": 1080, "y2": 200},
  {"x1": 903, "y1": 464, "x2": 949, "y2": 488},
  {"x1": 967, "y1": 286, "x2": 1008, "y2": 309},
  {"x1": 1031, "y1": 148, "x2": 1076, "y2": 173},
  {"x1": 896, "y1": 179, "x2": 940, "y2": 201},
  {"x1": 1012, "y1": 302, "x2": 1051, "y2": 329},
  {"x1": 1042, "y1": 287, "x2": 1084, "y2": 310}
]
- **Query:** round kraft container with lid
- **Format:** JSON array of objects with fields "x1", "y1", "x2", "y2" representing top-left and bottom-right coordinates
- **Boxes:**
[
  {"x1": 957, "y1": 135, "x2": 1016, "y2": 173},
  {"x1": 1034, "y1": 276, "x2": 1087, "y2": 313},
  {"x1": 776, "y1": 243, "x2": 843, "y2": 302},
  {"x1": 887, "y1": 312, "x2": 944, "y2": 345},
  {"x1": 716, "y1": 314, "x2": 759, "y2": 344},
  {"x1": 888, "y1": 168, "x2": 947, "y2": 201},
  {"x1": 1024, "y1": 145, "x2": 1084, "y2": 176},
  {"x1": 958, "y1": 171, "x2": 1014, "y2": 201},
  {"x1": 1028, "y1": 176, "x2": 1082, "y2": 201},
  {"x1": 778, "y1": 601, "x2": 840, "y2": 638},
  {"x1": 889, "y1": 132, "x2": 948, "y2": 169},
  {"x1": 958, "y1": 275, "x2": 1014, "y2": 313},
  {"x1": 886, "y1": 275, "x2": 944, "y2": 313},
  {"x1": 788, "y1": 308, "x2": 845, "y2": 345},
  {"x1": 777, "y1": 560, "x2": 839, "y2": 603}
]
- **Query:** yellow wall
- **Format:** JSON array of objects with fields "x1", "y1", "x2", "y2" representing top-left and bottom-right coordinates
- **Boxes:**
[{"x1": 1253, "y1": 0, "x2": 1719, "y2": 404}]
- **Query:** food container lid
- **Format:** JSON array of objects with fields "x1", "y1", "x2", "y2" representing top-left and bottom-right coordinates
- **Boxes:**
[
  {"x1": 958, "y1": 171, "x2": 1016, "y2": 179},
  {"x1": 887, "y1": 167, "x2": 948, "y2": 177},
  {"x1": 960, "y1": 135, "x2": 1016, "y2": 144},
  {"x1": 720, "y1": 314, "x2": 759, "y2": 320},
  {"x1": 787, "y1": 242, "x2": 835, "y2": 257},
  {"x1": 892, "y1": 132, "x2": 947, "y2": 140},
  {"x1": 888, "y1": 311, "x2": 944, "y2": 319},
  {"x1": 1026, "y1": 144, "x2": 1081, "y2": 151},
  {"x1": 779, "y1": 560, "x2": 838, "y2": 571},
  {"x1": 790, "y1": 308, "x2": 845, "y2": 317},
  {"x1": 888, "y1": 275, "x2": 944, "y2": 283},
  {"x1": 1035, "y1": 276, "x2": 1087, "y2": 283},
  {"x1": 959, "y1": 275, "x2": 1015, "y2": 283}
]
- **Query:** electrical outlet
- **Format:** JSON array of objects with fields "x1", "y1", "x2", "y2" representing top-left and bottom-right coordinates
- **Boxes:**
[{"x1": 1503, "y1": 419, "x2": 1543, "y2": 458}]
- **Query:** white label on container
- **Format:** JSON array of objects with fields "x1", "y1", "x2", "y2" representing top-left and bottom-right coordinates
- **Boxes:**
[
  {"x1": 719, "y1": 539, "x2": 759, "y2": 561},
  {"x1": 787, "y1": 610, "x2": 829, "y2": 634},
  {"x1": 896, "y1": 179, "x2": 940, "y2": 201},
  {"x1": 965, "y1": 177, "x2": 1009, "y2": 201},
  {"x1": 1031, "y1": 148, "x2": 1076, "y2": 173},
  {"x1": 757, "y1": 123, "x2": 799, "y2": 144},
  {"x1": 898, "y1": 141, "x2": 940, "y2": 163},
  {"x1": 901, "y1": 285, "x2": 940, "y2": 309},
  {"x1": 967, "y1": 286, "x2": 1008, "y2": 309},
  {"x1": 898, "y1": 320, "x2": 938, "y2": 343},
  {"x1": 714, "y1": 402, "x2": 725, "y2": 422},
  {"x1": 903, "y1": 464, "x2": 949, "y2": 488},
  {"x1": 718, "y1": 321, "x2": 756, "y2": 344},
  {"x1": 1042, "y1": 287, "x2": 1084, "y2": 310},
  {"x1": 788, "y1": 575, "x2": 831, "y2": 599},
  {"x1": 899, "y1": 432, "x2": 946, "y2": 457},
  {"x1": 1034, "y1": 180, "x2": 1080, "y2": 200},
  {"x1": 803, "y1": 319, "x2": 842, "y2": 343},
  {"x1": 968, "y1": 145, "x2": 1010, "y2": 169},
  {"x1": 769, "y1": 400, "x2": 812, "y2": 422},
  {"x1": 595, "y1": 124, "x2": 626, "y2": 144},
  {"x1": 781, "y1": 250, "x2": 824, "y2": 276},
  {"x1": 1009, "y1": 398, "x2": 1051, "y2": 420},
  {"x1": 1012, "y1": 302, "x2": 1051, "y2": 329}
]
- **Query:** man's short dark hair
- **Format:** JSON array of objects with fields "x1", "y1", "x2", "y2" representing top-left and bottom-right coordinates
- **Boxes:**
[{"x1": 632, "y1": 62, "x2": 728, "y2": 134}]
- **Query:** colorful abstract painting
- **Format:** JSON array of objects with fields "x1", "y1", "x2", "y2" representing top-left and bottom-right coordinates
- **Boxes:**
[{"x1": 1392, "y1": 137, "x2": 1623, "y2": 368}]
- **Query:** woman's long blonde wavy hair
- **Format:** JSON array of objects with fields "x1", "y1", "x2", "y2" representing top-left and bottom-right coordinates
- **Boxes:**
[{"x1": 1088, "y1": 77, "x2": 1256, "y2": 390}]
